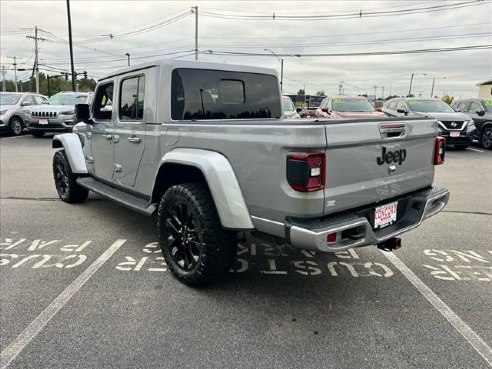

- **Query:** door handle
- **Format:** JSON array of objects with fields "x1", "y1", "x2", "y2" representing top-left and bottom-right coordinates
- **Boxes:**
[
  {"x1": 103, "y1": 134, "x2": 112, "y2": 141},
  {"x1": 127, "y1": 136, "x2": 141, "y2": 144}
]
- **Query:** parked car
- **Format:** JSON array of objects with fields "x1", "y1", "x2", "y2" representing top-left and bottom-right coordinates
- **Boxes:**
[
  {"x1": 383, "y1": 98, "x2": 474, "y2": 150},
  {"x1": 25, "y1": 91, "x2": 93, "y2": 137},
  {"x1": 299, "y1": 107, "x2": 317, "y2": 118},
  {"x1": 281, "y1": 95, "x2": 300, "y2": 119},
  {"x1": 316, "y1": 96, "x2": 387, "y2": 119},
  {"x1": 0, "y1": 92, "x2": 47, "y2": 136},
  {"x1": 452, "y1": 98, "x2": 492, "y2": 149},
  {"x1": 51, "y1": 58, "x2": 448, "y2": 286}
]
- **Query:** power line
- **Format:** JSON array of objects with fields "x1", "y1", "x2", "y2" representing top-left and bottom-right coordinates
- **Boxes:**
[{"x1": 204, "y1": 44, "x2": 492, "y2": 57}]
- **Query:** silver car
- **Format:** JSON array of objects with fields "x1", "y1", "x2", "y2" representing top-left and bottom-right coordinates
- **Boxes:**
[
  {"x1": 0, "y1": 92, "x2": 47, "y2": 136},
  {"x1": 25, "y1": 92, "x2": 92, "y2": 137}
]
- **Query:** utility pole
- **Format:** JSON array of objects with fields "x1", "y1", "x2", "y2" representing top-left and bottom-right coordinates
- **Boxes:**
[
  {"x1": 0, "y1": 67, "x2": 6, "y2": 92},
  {"x1": 264, "y1": 49, "x2": 283, "y2": 93},
  {"x1": 373, "y1": 85, "x2": 378, "y2": 97},
  {"x1": 192, "y1": 6, "x2": 198, "y2": 60},
  {"x1": 7, "y1": 55, "x2": 21, "y2": 92},
  {"x1": 26, "y1": 26, "x2": 46, "y2": 93},
  {"x1": 66, "y1": 0, "x2": 76, "y2": 91},
  {"x1": 338, "y1": 81, "x2": 344, "y2": 96},
  {"x1": 381, "y1": 86, "x2": 385, "y2": 99}
]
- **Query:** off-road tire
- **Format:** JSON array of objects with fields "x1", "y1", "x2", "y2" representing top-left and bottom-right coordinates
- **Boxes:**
[
  {"x1": 481, "y1": 127, "x2": 492, "y2": 150},
  {"x1": 8, "y1": 116, "x2": 23, "y2": 136},
  {"x1": 453, "y1": 144, "x2": 469, "y2": 150},
  {"x1": 53, "y1": 150, "x2": 89, "y2": 203},
  {"x1": 157, "y1": 182, "x2": 237, "y2": 287},
  {"x1": 31, "y1": 131, "x2": 45, "y2": 138}
]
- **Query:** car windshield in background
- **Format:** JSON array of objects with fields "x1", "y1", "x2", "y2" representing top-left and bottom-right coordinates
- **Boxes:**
[
  {"x1": 282, "y1": 97, "x2": 295, "y2": 111},
  {"x1": 408, "y1": 100, "x2": 455, "y2": 113},
  {"x1": 484, "y1": 100, "x2": 492, "y2": 112},
  {"x1": 0, "y1": 94, "x2": 21, "y2": 105},
  {"x1": 47, "y1": 94, "x2": 88, "y2": 105},
  {"x1": 332, "y1": 98, "x2": 375, "y2": 112}
]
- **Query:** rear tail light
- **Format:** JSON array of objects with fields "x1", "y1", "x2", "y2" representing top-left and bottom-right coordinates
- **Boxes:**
[
  {"x1": 434, "y1": 137, "x2": 446, "y2": 165},
  {"x1": 287, "y1": 152, "x2": 326, "y2": 192}
]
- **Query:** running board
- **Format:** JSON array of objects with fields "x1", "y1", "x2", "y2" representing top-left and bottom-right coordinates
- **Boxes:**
[{"x1": 77, "y1": 177, "x2": 157, "y2": 216}]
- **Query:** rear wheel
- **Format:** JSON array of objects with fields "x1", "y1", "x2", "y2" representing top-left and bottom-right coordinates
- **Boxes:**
[
  {"x1": 53, "y1": 150, "x2": 89, "y2": 203},
  {"x1": 8, "y1": 116, "x2": 23, "y2": 136},
  {"x1": 157, "y1": 182, "x2": 237, "y2": 287},
  {"x1": 481, "y1": 127, "x2": 492, "y2": 150},
  {"x1": 31, "y1": 131, "x2": 45, "y2": 138}
]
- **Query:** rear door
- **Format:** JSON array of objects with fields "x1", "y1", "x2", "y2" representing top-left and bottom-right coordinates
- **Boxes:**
[
  {"x1": 322, "y1": 118, "x2": 436, "y2": 214},
  {"x1": 113, "y1": 71, "x2": 149, "y2": 188}
]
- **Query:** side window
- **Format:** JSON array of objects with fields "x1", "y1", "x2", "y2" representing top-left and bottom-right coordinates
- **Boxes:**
[
  {"x1": 21, "y1": 95, "x2": 35, "y2": 106},
  {"x1": 470, "y1": 101, "x2": 482, "y2": 113},
  {"x1": 396, "y1": 101, "x2": 407, "y2": 111},
  {"x1": 93, "y1": 82, "x2": 114, "y2": 120},
  {"x1": 33, "y1": 96, "x2": 46, "y2": 104},
  {"x1": 387, "y1": 100, "x2": 397, "y2": 110},
  {"x1": 119, "y1": 75, "x2": 145, "y2": 121}
]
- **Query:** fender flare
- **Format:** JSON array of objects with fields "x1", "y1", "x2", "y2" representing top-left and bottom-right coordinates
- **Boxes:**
[
  {"x1": 52, "y1": 133, "x2": 88, "y2": 174},
  {"x1": 157, "y1": 148, "x2": 254, "y2": 230}
]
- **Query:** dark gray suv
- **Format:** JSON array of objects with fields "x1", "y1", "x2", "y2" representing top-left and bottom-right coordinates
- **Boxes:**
[
  {"x1": 383, "y1": 98, "x2": 474, "y2": 149},
  {"x1": 452, "y1": 98, "x2": 492, "y2": 150}
]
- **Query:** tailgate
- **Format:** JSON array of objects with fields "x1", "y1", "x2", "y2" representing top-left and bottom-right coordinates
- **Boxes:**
[{"x1": 323, "y1": 117, "x2": 437, "y2": 215}]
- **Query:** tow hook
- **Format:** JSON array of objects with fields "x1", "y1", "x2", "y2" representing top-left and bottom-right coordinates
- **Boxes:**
[{"x1": 377, "y1": 237, "x2": 402, "y2": 252}]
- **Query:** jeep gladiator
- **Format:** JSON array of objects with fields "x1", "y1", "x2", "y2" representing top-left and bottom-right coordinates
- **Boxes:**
[{"x1": 52, "y1": 59, "x2": 450, "y2": 286}]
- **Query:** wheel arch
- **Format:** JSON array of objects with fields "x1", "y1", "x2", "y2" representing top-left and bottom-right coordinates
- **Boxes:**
[
  {"x1": 52, "y1": 133, "x2": 88, "y2": 174},
  {"x1": 151, "y1": 148, "x2": 254, "y2": 230}
]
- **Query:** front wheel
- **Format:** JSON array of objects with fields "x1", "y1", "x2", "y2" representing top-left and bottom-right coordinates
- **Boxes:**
[
  {"x1": 8, "y1": 116, "x2": 23, "y2": 136},
  {"x1": 53, "y1": 150, "x2": 89, "y2": 203},
  {"x1": 157, "y1": 183, "x2": 237, "y2": 287},
  {"x1": 481, "y1": 127, "x2": 492, "y2": 150}
]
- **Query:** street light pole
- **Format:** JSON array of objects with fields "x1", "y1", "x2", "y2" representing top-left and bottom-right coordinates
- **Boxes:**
[
  {"x1": 430, "y1": 76, "x2": 446, "y2": 97},
  {"x1": 125, "y1": 53, "x2": 130, "y2": 66},
  {"x1": 66, "y1": 0, "x2": 76, "y2": 92},
  {"x1": 408, "y1": 72, "x2": 426, "y2": 97},
  {"x1": 264, "y1": 49, "x2": 283, "y2": 93}
]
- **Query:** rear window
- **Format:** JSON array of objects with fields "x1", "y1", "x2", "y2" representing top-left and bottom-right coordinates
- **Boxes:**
[
  {"x1": 407, "y1": 100, "x2": 454, "y2": 113},
  {"x1": 331, "y1": 98, "x2": 375, "y2": 112},
  {"x1": 171, "y1": 68, "x2": 281, "y2": 120}
]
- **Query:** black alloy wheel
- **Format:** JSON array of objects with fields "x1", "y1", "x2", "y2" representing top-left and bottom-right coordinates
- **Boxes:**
[
  {"x1": 482, "y1": 127, "x2": 492, "y2": 150},
  {"x1": 157, "y1": 183, "x2": 237, "y2": 287},
  {"x1": 166, "y1": 201, "x2": 203, "y2": 271},
  {"x1": 52, "y1": 150, "x2": 89, "y2": 203}
]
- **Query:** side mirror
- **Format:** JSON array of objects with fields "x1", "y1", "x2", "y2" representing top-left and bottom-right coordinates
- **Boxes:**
[
  {"x1": 75, "y1": 103, "x2": 91, "y2": 124},
  {"x1": 396, "y1": 108, "x2": 408, "y2": 115},
  {"x1": 321, "y1": 108, "x2": 330, "y2": 114},
  {"x1": 477, "y1": 110, "x2": 485, "y2": 116},
  {"x1": 296, "y1": 107, "x2": 302, "y2": 113},
  {"x1": 21, "y1": 101, "x2": 31, "y2": 107}
]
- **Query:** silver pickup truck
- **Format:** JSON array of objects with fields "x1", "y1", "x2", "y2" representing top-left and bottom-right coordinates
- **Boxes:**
[{"x1": 52, "y1": 59, "x2": 449, "y2": 286}]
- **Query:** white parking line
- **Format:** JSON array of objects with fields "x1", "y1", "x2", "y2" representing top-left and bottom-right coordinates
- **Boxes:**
[
  {"x1": 467, "y1": 147, "x2": 485, "y2": 153},
  {"x1": 0, "y1": 239, "x2": 126, "y2": 369},
  {"x1": 382, "y1": 251, "x2": 492, "y2": 367},
  {"x1": 0, "y1": 135, "x2": 25, "y2": 140}
]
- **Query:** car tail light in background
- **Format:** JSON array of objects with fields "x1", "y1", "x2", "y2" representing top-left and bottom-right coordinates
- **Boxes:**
[
  {"x1": 434, "y1": 137, "x2": 446, "y2": 165},
  {"x1": 287, "y1": 152, "x2": 326, "y2": 192}
]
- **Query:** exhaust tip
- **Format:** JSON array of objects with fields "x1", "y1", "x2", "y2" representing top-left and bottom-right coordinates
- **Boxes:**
[{"x1": 377, "y1": 237, "x2": 402, "y2": 252}]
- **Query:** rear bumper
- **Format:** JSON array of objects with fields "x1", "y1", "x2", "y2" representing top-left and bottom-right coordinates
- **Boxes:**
[{"x1": 286, "y1": 186, "x2": 450, "y2": 252}]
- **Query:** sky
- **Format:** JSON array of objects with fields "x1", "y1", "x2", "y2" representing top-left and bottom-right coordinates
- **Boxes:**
[{"x1": 1, "y1": 0, "x2": 491, "y2": 99}]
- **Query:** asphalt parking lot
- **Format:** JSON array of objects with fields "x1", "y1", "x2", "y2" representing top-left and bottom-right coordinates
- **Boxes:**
[{"x1": 1, "y1": 134, "x2": 491, "y2": 369}]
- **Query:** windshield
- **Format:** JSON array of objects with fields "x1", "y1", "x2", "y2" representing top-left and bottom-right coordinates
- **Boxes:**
[
  {"x1": 484, "y1": 100, "x2": 492, "y2": 112},
  {"x1": 0, "y1": 94, "x2": 22, "y2": 105},
  {"x1": 282, "y1": 97, "x2": 295, "y2": 111},
  {"x1": 407, "y1": 100, "x2": 455, "y2": 113},
  {"x1": 47, "y1": 93, "x2": 88, "y2": 105},
  {"x1": 332, "y1": 98, "x2": 375, "y2": 112}
]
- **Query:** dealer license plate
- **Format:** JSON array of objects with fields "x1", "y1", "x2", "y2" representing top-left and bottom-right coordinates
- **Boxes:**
[
  {"x1": 38, "y1": 118, "x2": 49, "y2": 125},
  {"x1": 450, "y1": 131, "x2": 460, "y2": 137},
  {"x1": 374, "y1": 201, "x2": 398, "y2": 229}
]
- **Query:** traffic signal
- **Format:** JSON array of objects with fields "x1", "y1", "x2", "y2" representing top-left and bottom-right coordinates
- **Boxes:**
[
  {"x1": 65, "y1": 73, "x2": 68, "y2": 81},
  {"x1": 84, "y1": 71, "x2": 87, "y2": 79}
]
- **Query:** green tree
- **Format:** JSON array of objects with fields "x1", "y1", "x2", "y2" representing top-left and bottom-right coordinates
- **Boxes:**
[
  {"x1": 316, "y1": 90, "x2": 325, "y2": 96},
  {"x1": 297, "y1": 89, "x2": 305, "y2": 95}
]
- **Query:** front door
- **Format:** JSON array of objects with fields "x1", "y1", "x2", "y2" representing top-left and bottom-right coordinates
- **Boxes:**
[
  {"x1": 90, "y1": 81, "x2": 115, "y2": 181},
  {"x1": 113, "y1": 74, "x2": 147, "y2": 188}
]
